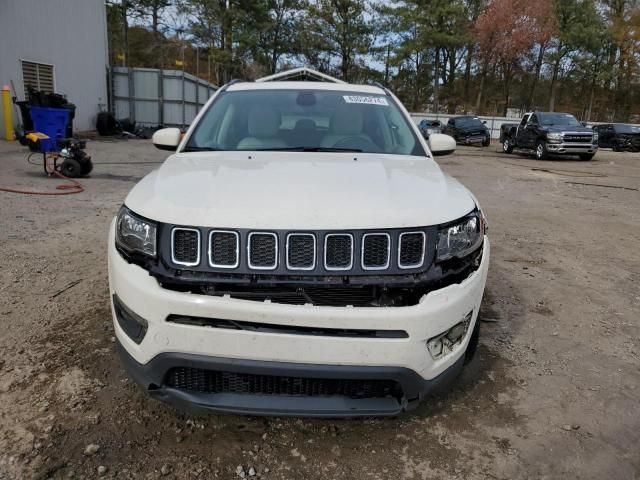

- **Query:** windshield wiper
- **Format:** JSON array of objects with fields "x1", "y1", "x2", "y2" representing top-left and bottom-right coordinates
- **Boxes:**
[
  {"x1": 182, "y1": 146, "x2": 221, "y2": 152},
  {"x1": 254, "y1": 147, "x2": 363, "y2": 152}
]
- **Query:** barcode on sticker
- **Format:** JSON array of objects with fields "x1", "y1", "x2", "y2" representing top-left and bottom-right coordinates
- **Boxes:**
[{"x1": 343, "y1": 95, "x2": 389, "y2": 106}]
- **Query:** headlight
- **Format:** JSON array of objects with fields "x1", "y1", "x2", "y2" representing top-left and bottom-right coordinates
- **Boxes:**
[
  {"x1": 592, "y1": 132, "x2": 599, "y2": 143},
  {"x1": 547, "y1": 132, "x2": 563, "y2": 143},
  {"x1": 116, "y1": 207, "x2": 157, "y2": 257},
  {"x1": 436, "y1": 213, "x2": 484, "y2": 262}
]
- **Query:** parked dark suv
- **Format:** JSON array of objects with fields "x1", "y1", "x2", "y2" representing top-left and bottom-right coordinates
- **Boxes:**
[
  {"x1": 592, "y1": 123, "x2": 640, "y2": 152},
  {"x1": 443, "y1": 116, "x2": 491, "y2": 147}
]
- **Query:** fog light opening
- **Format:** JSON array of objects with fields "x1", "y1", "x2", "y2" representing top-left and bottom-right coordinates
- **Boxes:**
[
  {"x1": 426, "y1": 311, "x2": 473, "y2": 360},
  {"x1": 113, "y1": 294, "x2": 148, "y2": 344}
]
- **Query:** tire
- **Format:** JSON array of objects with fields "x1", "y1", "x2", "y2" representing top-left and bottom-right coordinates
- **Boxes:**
[
  {"x1": 60, "y1": 158, "x2": 81, "y2": 178},
  {"x1": 579, "y1": 154, "x2": 594, "y2": 161},
  {"x1": 80, "y1": 159, "x2": 93, "y2": 175},
  {"x1": 612, "y1": 144, "x2": 622, "y2": 152},
  {"x1": 502, "y1": 138, "x2": 514, "y2": 153},
  {"x1": 482, "y1": 138, "x2": 491, "y2": 147},
  {"x1": 535, "y1": 140, "x2": 548, "y2": 160}
]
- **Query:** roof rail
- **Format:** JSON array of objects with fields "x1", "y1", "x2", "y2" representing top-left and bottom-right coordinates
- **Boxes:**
[
  {"x1": 220, "y1": 78, "x2": 243, "y2": 92},
  {"x1": 372, "y1": 81, "x2": 391, "y2": 96}
]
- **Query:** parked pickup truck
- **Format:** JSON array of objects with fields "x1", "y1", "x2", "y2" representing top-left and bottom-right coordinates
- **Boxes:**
[{"x1": 500, "y1": 112, "x2": 598, "y2": 160}]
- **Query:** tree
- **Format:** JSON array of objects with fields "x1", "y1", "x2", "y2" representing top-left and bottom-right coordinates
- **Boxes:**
[
  {"x1": 254, "y1": 0, "x2": 307, "y2": 74},
  {"x1": 306, "y1": 0, "x2": 373, "y2": 81},
  {"x1": 475, "y1": 0, "x2": 554, "y2": 115}
]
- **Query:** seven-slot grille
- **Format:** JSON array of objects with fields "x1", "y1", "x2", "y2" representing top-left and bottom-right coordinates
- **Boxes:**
[
  {"x1": 248, "y1": 232, "x2": 278, "y2": 269},
  {"x1": 287, "y1": 233, "x2": 316, "y2": 270},
  {"x1": 168, "y1": 228, "x2": 429, "y2": 272},
  {"x1": 171, "y1": 228, "x2": 200, "y2": 266},
  {"x1": 362, "y1": 233, "x2": 390, "y2": 270},
  {"x1": 209, "y1": 231, "x2": 239, "y2": 268},
  {"x1": 325, "y1": 234, "x2": 353, "y2": 270}
]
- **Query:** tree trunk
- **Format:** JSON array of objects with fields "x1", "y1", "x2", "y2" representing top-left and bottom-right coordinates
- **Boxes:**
[
  {"x1": 433, "y1": 47, "x2": 440, "y2": 113},
  {"x1": 548, "y1": 54, "x2": 562, "y2": 112},
  {"x1": 475, "y1": 58, "x2": 488, "y2": 115},
  {"x1": 527, "y1": 43, "x2": 545, "y2": 110},
  {"x1": 463, "y1": 46, "x2": 473, "y2": 113},
  {"x1": 122, "y1": 1, "x2": 129, "y2": 67}
]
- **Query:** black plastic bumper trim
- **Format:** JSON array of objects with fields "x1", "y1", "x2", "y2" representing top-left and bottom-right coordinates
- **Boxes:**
[
  {"x1": 115, "y1": 338, "x2": 465, "y2": 417},
  {"x1": 166, "y1": 314, "x2": 409, "y2": 339}
]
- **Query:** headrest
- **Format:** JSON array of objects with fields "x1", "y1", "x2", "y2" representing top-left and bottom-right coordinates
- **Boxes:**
[
  {"x1": 247, "y1": 107, "x2": 280, "y2": 138},
  {"x1": 329, "y1": 105, "x2": 363, "y2": 135},
  {"x1": 293, "y1": 119, "x2": 316, "y2": 132}
]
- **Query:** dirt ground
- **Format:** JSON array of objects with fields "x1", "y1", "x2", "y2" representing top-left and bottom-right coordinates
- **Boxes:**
[{"x1": 0, "y1": 139, "x2": 638, "y2": 480}]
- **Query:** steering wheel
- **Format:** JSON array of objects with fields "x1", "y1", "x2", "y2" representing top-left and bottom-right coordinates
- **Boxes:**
[{"x1": 332, "y1": 136, "x2": 380, "y2": 152}]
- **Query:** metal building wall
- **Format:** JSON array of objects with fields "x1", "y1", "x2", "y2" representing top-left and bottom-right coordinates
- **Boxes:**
[
  {"x1": 0, "y1": 0, "x2": 109, "y2": 133},
  {"x1": 110, "y1": 67, "x2": 217, "y2": 128}
]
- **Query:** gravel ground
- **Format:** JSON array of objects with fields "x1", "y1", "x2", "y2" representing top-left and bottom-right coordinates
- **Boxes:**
[{"x1": 0, "y1": 139, "x2": 638, "y2": 480}]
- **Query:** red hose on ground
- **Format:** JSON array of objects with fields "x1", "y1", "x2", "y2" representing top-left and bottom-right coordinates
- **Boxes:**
[{"x1": 0, "y1": 154, "x2": 84, "y2": 195}]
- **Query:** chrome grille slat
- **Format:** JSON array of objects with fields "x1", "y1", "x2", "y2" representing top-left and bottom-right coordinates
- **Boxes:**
[
  {"x1": 361, "y1": 233, "x2": 390, "y2": 270},
  {"x1": 247, "y1": 232, "x2": 278, "y2": 270},
  {"x1": 209, "y1": 230, "x2": 239, "y2": 268},
  {"x1": 286, "y1": 233, "x2": 316, "y2": 270},
  {"x1": 324, "y1": 234, "x2": 354, "y2": 271},
  {"x1": 398, "y1": 231, "x2": 425, "y2": 269},
  {"x1": 171, "y1": 228, "x2": 201, "y2": 267}
]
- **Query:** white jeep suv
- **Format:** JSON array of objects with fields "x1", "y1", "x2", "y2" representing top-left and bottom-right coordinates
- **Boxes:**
[{"x1": 108, "y1": 80, "x2": 490, "y2": 416}]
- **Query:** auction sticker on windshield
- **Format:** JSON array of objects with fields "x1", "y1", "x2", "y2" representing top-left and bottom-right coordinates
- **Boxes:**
[{"x1": 343, "y1": 95, "x2": 389, "y2": 106}]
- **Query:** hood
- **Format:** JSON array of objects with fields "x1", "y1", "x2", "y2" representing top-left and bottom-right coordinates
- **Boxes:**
[
  {"x1": 543, "y1": 125, "x2": 593, "y2": 134},
  {"x1": 456, "y1": 124, "x2": 488, "y2": 133},
  {"x1": 125, "y1": 151, "x2": 476, "y2": 230}
]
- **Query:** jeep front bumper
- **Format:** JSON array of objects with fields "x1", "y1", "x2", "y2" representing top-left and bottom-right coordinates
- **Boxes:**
[{"x1": 108, "y1": 221, "x2": 490, "y2": 416}]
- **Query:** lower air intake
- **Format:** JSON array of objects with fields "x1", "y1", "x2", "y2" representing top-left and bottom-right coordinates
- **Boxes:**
[{"x1": 165, "y1": 368, "x2": 402, "y2": 399}]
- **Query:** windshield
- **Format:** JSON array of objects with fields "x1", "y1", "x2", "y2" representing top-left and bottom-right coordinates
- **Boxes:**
[
  {"x1": 615, "y1": 124, "x2": 640, "y2": 134},
  {"x1": 186, "y1": 89, "x2": 424, "y2": 156},
  {"x1": 455, "y1": 117, "x2": 484, "y2": 127},
  {"x1": 539, "y1": 113, "x2": 581, "y2": 127}
]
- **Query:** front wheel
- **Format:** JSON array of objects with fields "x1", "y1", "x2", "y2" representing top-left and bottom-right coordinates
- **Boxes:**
[
  {"x1": 535, "y1": 140, "x2": 548, "y2": 160},
  {"x1": 502, "y1": 139, "x2": 514, "y2": 153},
  {"x1": 482, "y1": 138, "x2": 491, "y2": 147},
  {"x1": 579, "y1": 153, "x2": 594, "y2": 161}
]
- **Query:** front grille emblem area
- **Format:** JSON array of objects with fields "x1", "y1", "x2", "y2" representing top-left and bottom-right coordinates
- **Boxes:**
[
  {"x1": 171, "y1": 228, "x2": 201, "y2": 267},
  {"x1": 247, "y1": 232, "x2": 278, "y2": 270},
  {"x1": 209, "y1": 230, "x2": 239, "y2": 268},
  {"x1": 361, "y1": 233, "x2": 390, "y2": 270},
  {"x1": 286, "y1": 233, "x2": 316, "y2": 270}
]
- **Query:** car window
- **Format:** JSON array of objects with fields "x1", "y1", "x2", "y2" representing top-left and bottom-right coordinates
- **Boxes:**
[
  {"x1": 529, "y1": 114, "x2": 539, "y2": 125},
  {"x1": 187, "y1": 89, "x2": 424, "y2": 156},
  {"x1": 455, "y1": 117, "x2": 483, "y2": 127},
  {"x1": 538, "y1": 113, "x2": 581, "y2": 127},
  {"x1": 615, "y1": 124, "x2": 640, "y2": 134}
]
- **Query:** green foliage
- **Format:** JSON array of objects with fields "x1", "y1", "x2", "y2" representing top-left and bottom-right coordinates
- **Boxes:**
[{"x1": 106, "y1": 0, "x2": 640, "y2": 121}]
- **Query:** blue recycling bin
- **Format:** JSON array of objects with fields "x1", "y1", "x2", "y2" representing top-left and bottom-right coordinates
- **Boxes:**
[{"x1": 29, "y1": 106, "x2": 71, "y2": 152}]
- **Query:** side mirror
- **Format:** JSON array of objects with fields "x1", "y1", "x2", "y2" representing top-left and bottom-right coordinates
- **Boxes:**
[
  {"x1": 482, "y1": 120, "x2": 487, "y2": 124},
  {"x1": 152, "y1": 128, "x2": 182, "y2": 151},
  {"x1": 428, "y1": 133, "x2": 456, "y2": 156}
]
